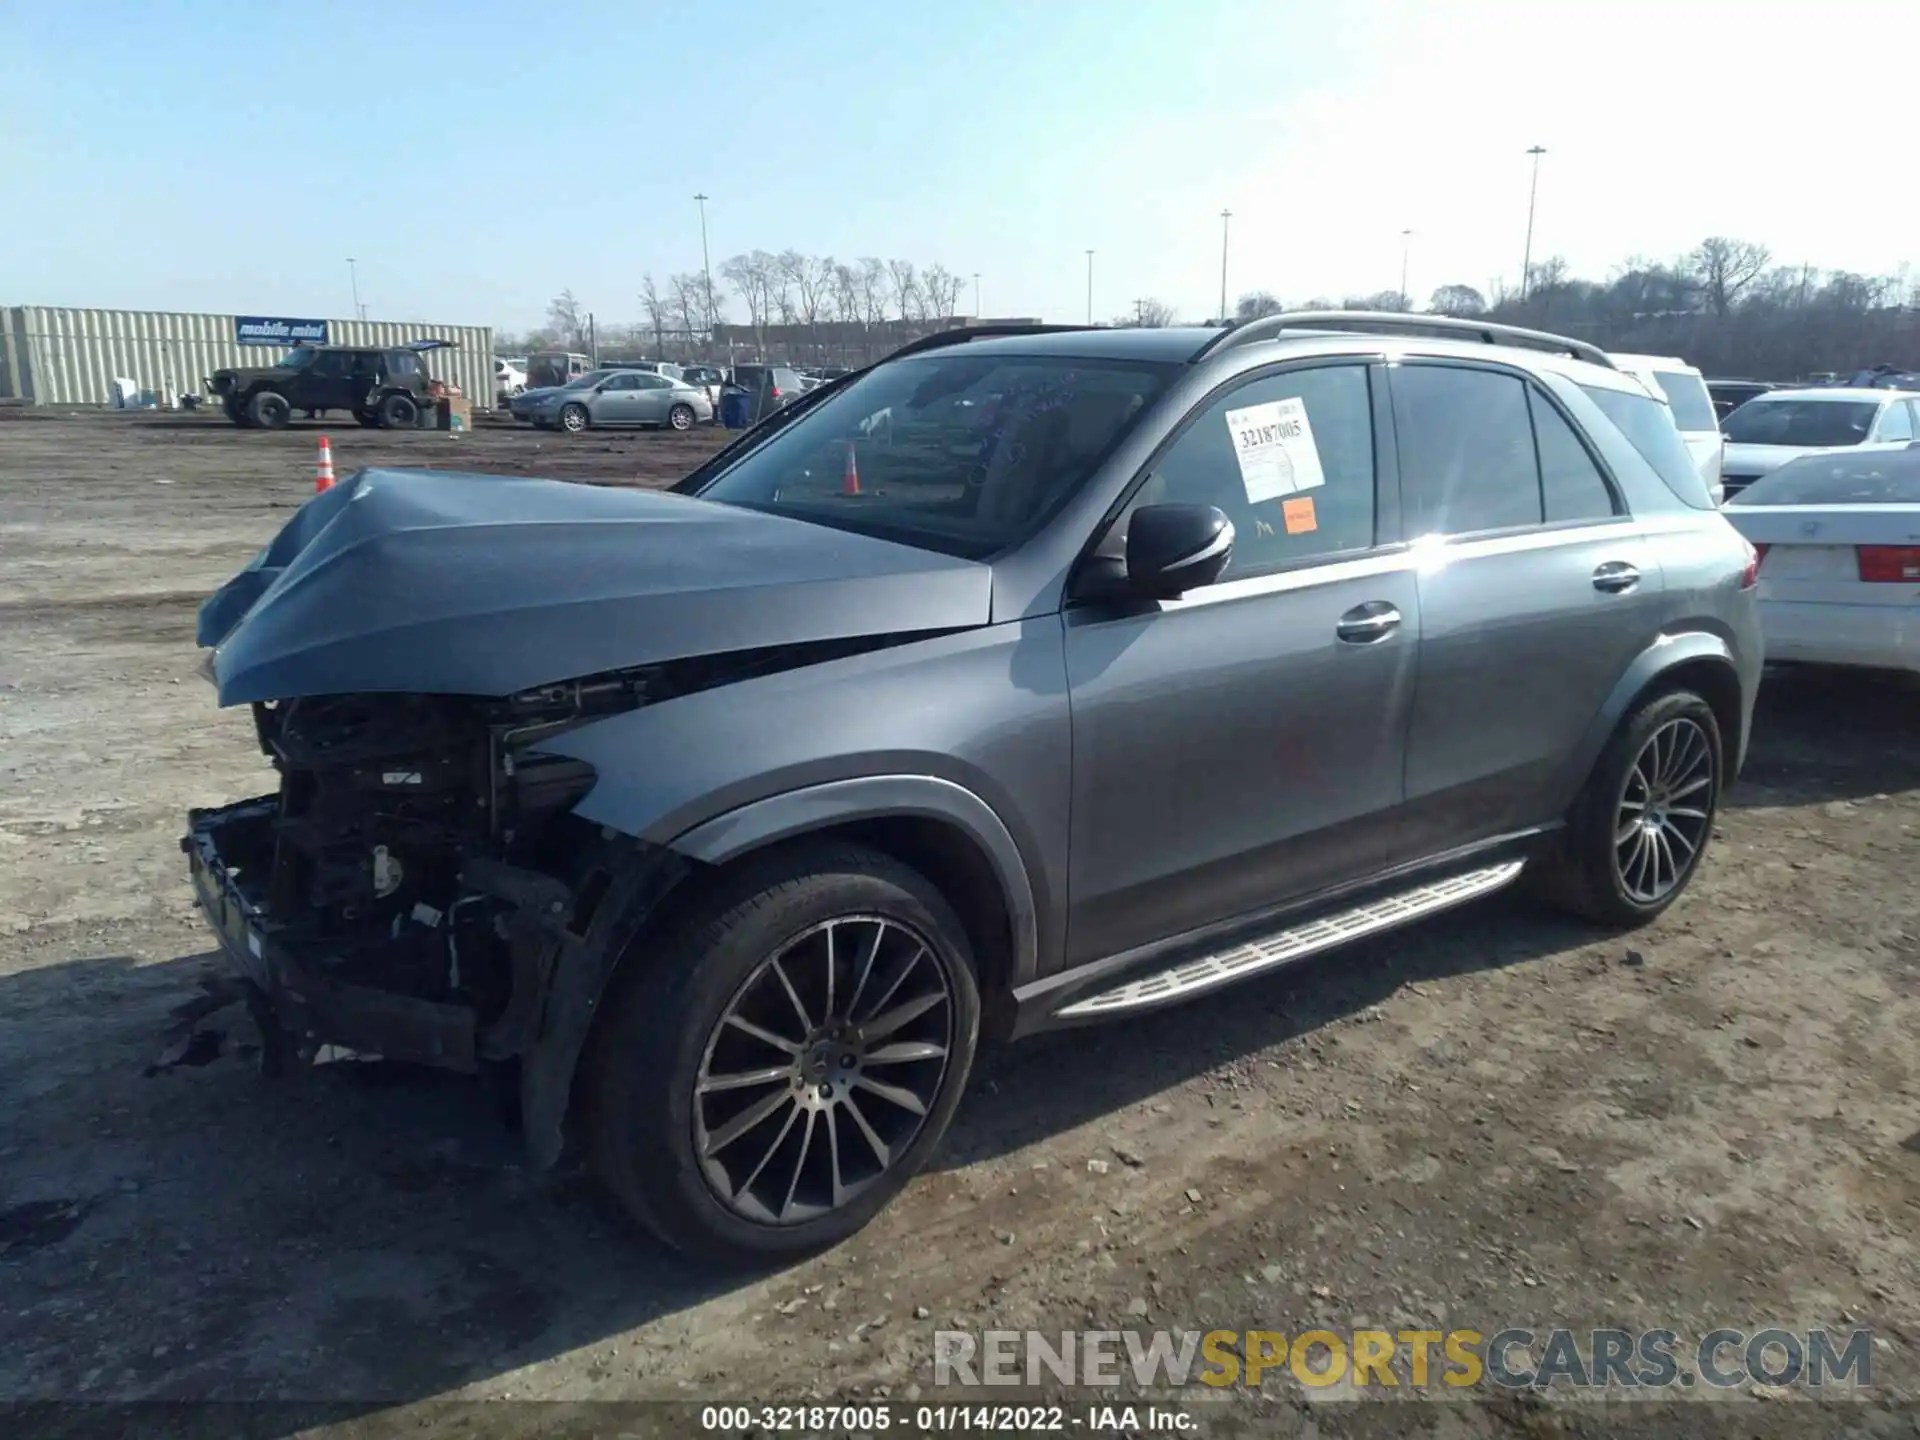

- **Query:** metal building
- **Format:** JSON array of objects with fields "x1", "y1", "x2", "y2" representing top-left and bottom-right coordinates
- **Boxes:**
[{"x1": 0, "y1": 307, "x2": 496, "y2": 409}]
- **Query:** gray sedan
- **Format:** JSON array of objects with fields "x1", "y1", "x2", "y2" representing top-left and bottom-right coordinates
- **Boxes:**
[{"x1": 530, "y1": 369, "x2": 715, "y2": 433}]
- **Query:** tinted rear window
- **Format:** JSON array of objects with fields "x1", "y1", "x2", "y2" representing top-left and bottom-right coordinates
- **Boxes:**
[
  {"x1": 1580, "y1": 385, "x2": 1716, "y2": 509},
  {"x1": 1721, "y1": 398, "x2": 1881, "y2": 447},
  {"x1": 1730, "y1": 453, "x2": 1920, "y2": 506},
  {"x1": 1651, "y1": 372, "x2": 1717, "y2": 431}
]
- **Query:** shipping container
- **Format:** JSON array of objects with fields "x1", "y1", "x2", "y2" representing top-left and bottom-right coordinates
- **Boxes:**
[{"x1": 0, "y1": 307, "x2": 496, "y2": 410}]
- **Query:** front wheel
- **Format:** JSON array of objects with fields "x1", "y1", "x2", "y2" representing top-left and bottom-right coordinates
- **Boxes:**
[
  {"x1": 379, "y1": 392, "x2": 419, "y2": 429},
  {"x1": 585, "y1": 843, "x2": 980, "y2": 1263},
  {"x1": 1531, "y1": 688, "x2": 1723, "y2": 928},
  {"x1": 558, "y1": 403, "x2": 589, "y2": 434},
  {"x1": 667, "y1": 403, "x2": 696, "y2": 432},
  {"x1": 248, "y1": 391, "x2": 290, "y2": 430}
]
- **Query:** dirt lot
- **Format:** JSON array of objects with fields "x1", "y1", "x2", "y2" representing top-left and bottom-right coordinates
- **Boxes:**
[{"x1": 2, "y1": 409, "x2": 1917, "y2": 1437}]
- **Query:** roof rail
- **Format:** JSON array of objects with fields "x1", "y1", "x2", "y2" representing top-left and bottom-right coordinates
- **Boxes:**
[
  {"x1": 883, "y1": 322, "x2": 1097, "y2": 363},
  {"x1": 1191, "y1": 311, "x2": 1615, "y2": 369}
]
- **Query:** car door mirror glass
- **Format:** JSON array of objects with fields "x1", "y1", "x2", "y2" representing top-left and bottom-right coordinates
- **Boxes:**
[{"x1": 1124, "y1": 503, "x2": 1235, "y2": 599}]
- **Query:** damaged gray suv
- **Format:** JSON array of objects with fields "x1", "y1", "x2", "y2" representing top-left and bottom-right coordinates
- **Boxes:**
[{"x1": 186, "y1": 314, "x2": 1763, "y2": 1262}]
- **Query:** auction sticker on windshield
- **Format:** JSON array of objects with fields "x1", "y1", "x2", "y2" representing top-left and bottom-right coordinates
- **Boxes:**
[{"x1": 1225, "y1": 396, "x2": 1326, "y2": 504}]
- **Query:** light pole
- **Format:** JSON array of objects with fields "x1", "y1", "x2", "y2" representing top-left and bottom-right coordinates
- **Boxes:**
[
  {"x1": 974, "y1": 272, "x2": 981, "y2": 317},
  {"x1": 1219, "y1": 209, "x2": 1232, "y2": 324},
  {"x1": 1085, "y1": 249, "x2": 1094, "y2": 324},
  {"x1": 693, "y1": 193, "x2": 716, "y2": 341},
  {"x1": 1520, "y1": 146, "x2": 1546, "y2": 301},
  {"x1": 346, "y1": 258, "x2": 361, "y2": 321},
  {"x1": 1400, "y1": 229, "x2": 1413, "y2": 308}
]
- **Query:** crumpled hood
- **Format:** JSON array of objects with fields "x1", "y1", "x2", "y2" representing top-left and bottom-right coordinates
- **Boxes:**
[{"x1": 198, "y1": 467, "x2": 993, "y2": 706}]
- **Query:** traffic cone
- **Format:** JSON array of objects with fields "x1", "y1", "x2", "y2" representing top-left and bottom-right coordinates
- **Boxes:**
[
  {"x1": 315, "y1": 436, "x2": 336, "y2": 493},
  {"x1": 842, "y1": 439, "x2": 860, "y2": 495}
]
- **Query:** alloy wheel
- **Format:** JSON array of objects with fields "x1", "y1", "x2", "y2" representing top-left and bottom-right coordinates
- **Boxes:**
[
  {"x1": 1613, "y1": 716, "x2": 1714, "y2": 904},
  {"x1": 692, "y1": 915, "x2": 954, "y2": 1225},
  {"x1": 562, "y1": 405, "x2": 586, "y2": 433}
]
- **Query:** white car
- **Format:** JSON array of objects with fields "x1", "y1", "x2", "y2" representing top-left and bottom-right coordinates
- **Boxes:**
[
  {"x1": 1719, "y1": 387, "x2": 1920, "y2": 502},
  {"x1": 495, "y1": 357, "x2": 528, "y2": 399},
  {"x1": 1609, "y1": 353, "x2": 1724, "y2": 503},
  {"x1": 1722, "y1": 447, "x2": 1920, "y2": 674}
]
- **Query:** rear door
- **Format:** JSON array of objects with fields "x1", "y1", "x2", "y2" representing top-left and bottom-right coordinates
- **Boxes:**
[
  {"x1": 1390, "y1": 361, "x2": 1669, "y2": 851},
  {"x1": 629, "y1": 372, "x2": 675, "y2": 424}
]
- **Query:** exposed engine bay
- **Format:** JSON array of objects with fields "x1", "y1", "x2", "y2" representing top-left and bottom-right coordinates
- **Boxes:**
[
  {"x1": 194, "y1": 676, "x2": 642, "y2": 1067},
  {"x1": 188, "y1": 637, "x2": 902, "y2": 1075}
]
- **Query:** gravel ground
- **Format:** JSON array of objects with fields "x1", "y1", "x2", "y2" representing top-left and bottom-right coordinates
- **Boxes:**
[{"x1": 1, "y1": 409, "x2": 1917, "y2": 1438}]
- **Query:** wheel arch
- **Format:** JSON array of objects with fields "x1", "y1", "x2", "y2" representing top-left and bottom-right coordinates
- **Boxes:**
[
  {"x1": 669, "y1": 775, "x2": 1036, "y2": 1007},
  {"x1": 1556, "y1": 631, "x2": 1747, "y2": 812},
  {"x1": 521, "y1": 776, "x2": 1036, "y2": 1168}
]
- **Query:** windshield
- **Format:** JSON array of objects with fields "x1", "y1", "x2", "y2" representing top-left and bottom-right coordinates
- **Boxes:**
[
  {"x1": 694, "y1": 353, "x2": 1174, "y2": 557},
  {"x1": 1721, "y1": 398, "x2": 1880, "y2": 447},
  {"x1": 562, "y1": 370, "x2": 615, "y2": 390},
  {"x1": 1731, "y1": 452, "x2": 1920, "y2": 507},
  {"x1": 1650, "y1": 372, "x2": 1717, "y2": 432},
  {"x1": 276, "y1": 348, "x2": 319, "y2": 370},
  {"x1": 1579, "y1": 384, "x2": 1715, "y2": 509}
]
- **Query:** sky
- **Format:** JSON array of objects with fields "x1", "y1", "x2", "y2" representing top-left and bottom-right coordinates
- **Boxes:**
[{"x1": 4, "y1": 0, "x2": 1917, "y2": 334}]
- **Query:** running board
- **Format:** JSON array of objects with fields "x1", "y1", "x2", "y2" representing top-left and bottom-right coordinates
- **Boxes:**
[{"x1": 1055, "y1": 861, "x2": 1527, "y2": 1019}]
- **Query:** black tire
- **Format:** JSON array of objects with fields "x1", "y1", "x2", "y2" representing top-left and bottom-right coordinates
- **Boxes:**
[
  {"x1": 585, "y1": 842, "x2": 981, "y2": 1264},
  {"x1": 558, "y1": 402, "x2": 589, "y2": 434},
  {"x1": 248, "y1": 391, "x2": 290, "y2": 430},
  {"x1": 353, "y1": 408, "x2": 380, "y2": 428},
  {"x1": 379, "y1": 392, "x2": 419, "y2": 429},
  {"x1": 668, "y1": 403, "x2": 696, "y2": 432},
  {"x1": 1530, "y1": 688, "x2": 1723, "y2": 929},
  {"x1": 220, "y1": 395, "x2": 245, "y2": 425}
]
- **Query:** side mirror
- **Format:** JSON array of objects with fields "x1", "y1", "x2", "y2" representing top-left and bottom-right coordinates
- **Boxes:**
[{"x1": 1125, "y1": 503, "x2": 1235, "y2": 599}]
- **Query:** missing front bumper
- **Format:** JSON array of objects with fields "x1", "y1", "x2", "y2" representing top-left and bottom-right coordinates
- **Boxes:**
[{"x1": 183, "y1": 797, "x2": 477, "y2": 1072}]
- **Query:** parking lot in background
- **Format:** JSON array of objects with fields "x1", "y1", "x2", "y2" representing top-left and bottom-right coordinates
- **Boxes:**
[{"x1": 1, "y1": 410, "x2": 1916, "y2": 1428}]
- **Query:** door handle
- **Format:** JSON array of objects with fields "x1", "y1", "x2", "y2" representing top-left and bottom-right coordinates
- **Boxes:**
[
  {"x1": 1592, "y1": 561, "x2": 1641, "y2": 593},
  {"x1": 1336, "y1": 601, "x2": 1401, "y2": 644}
]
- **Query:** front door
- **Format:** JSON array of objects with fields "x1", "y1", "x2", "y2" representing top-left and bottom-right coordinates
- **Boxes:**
[
  {"x1": 1386, "y1": 361, "x2": 1670, "y2": 850},
  {"x1": 592, "y1": 372, "x2": 645, "y2": 424},
  {"x1": 1063, "y1": 361, "x2": 1420, "y2": 966}
]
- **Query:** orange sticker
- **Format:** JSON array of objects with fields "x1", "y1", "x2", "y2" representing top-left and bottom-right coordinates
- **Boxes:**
[{"x1": 1282, "y1": 496, "x2": 1317, "y2": 534}]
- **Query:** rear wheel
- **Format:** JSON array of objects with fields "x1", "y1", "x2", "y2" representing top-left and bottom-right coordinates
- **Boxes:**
[
  {"x1": 379, "y1": 392, "x2": 419, "y2": 429},
  {"x1": 353, "y1": 407, "x2": 380, "y2": 428},
  {"x1": 668, "y1": 403, "x2": 696, "y2": 432},
  {"x1": 1531, "y1": 689, "x2": 1723, "y2": 928},
  {"x1": 559, "y1": 403, "x2": 589, "y2": 434},
  {"x1": 586, "y1": 843, "x2": 980, "y2": 1263},
  {"x1": 248, "y1": 391, "x2": 290, "y2": 430}
]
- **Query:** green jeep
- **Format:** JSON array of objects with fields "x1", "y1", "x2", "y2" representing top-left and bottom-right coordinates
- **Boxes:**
[{"x1": 207, "y1": 341, "x2": 454, "y2": 430}]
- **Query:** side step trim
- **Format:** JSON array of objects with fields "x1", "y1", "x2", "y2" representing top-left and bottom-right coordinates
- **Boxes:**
[{"x1": 1054, "y1": 861, "x2": 1526, "y2": 1019}]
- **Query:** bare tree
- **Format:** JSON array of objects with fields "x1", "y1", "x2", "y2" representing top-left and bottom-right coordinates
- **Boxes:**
[
  {"x1": 1116, "y1": 298, "x2": 1176, "y2": 328},
  {"x1": 886, "y1": 260, "x2": 920, "y2": 322},
  {"x1": 780, "y1": 252, "x2": 833, "y2": 360},
  {"x1": 639, "y1": 275, "x2": 667, "y2": 358},
  {"x1": 857, "y1": 259, "x2": 889, "y2": 330},
  {"x1": 1233, "y1": 291, "x2": 1284, "y2": 321},
  {"x1": 919, "y1": 264, "x2": 965, "y2": 321},
  {"x1": 1343, "y1": 289, "x2": 1411, "y2": 312},
  {"x1": 546, "y1": 290, "x2": 589, "y2": 350},
  {"x1": 668, "y1": 274, "x2": 707, "y2": 356},
  {"x1": 720, "y1": 252, "x2": 775, "y2": 356},
  {"x1": 1690, "y1": 237, "x2": 1772, "y2": 318},
  {"x1": 1427, "y1": 284, "x2": 1487, "y2": 317}
]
